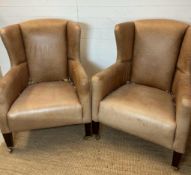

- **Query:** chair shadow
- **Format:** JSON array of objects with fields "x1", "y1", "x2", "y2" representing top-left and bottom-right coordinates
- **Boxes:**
[{"x1": 13, "y1": 125, "x2": 85, "y2": 153}]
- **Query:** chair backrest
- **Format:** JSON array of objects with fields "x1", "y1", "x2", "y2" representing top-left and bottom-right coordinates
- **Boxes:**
[
  {"x1": 20, "y1": 19, "x2": 68, "y2": 83},
  {"x1": 131, "y1": 19, "x2": 188, "y2": 91},
  {"x1": 0, "y1": 19, "x2": 81, "y2": 84}
]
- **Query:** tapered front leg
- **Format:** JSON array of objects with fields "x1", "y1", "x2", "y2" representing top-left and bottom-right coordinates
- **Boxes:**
[
  {"x1": 2, "y1": 133, "x2": 14, "y2": 152},
  {"x1": 92, "y1": 121, "x2": 100, "y2": 140},
  {"x1": 172, "y1": 151, "x2": 182, "y2": 169},
  {"x1": 84, "y1": 123, "x2": 92, "y2": 139}
]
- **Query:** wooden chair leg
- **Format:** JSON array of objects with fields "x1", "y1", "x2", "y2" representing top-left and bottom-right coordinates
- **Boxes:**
[
  {"x1": 172, "y1": 151, "x2": 182, "y2": 169},
  {"x1": 2, "y1": 133, "x2": 14, "y2": 152},
  {"x1": 92, "y1": 121, "x2": 100, "y2": 140},
  {"x1": 84, "y1": 123, "x2": 92, "y2": 139}
]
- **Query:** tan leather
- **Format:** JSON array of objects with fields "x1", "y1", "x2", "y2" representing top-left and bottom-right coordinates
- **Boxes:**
[
  {"x1": 8, "y1": 81, "x2": 82, "y2": 131},
  {"x1": 115, "y1": 22, "x2": 135, "y2": 62},
  {"x1": 99, "y1": 83, "x2": 176, "y2": 149},
  {"x1": 67, "y1": 22, "x2": 91, "y2": 122},
  {"x1": 20, "y1": 19, "x2": 68, "y2": 83},
  {"x1": 172, "y1": 72, "x2": 191, "y2": 153},
  {"x1": 171, "y1": 26, "x2": 191, "y2": 153},
  {"x1": 0, "y1": 63, "x2": 29, "y2": 133},
  {"x1": 92, "y1": 62, "x2": 131, "y2": 121},
  {"x1": 69, "y1": 60, "x2": 91, "y2": 123},
  {"x1": 0, "y1": 24, "x2": 26, "y2": 66},
  {"x1": 131, "y1": 20, "x2": 188, "y2": 91},
  {"x1": 0, "y1": 19, "x2": 90, "y2": 134},
  {"x1": 67, "y1": 22, "x2": 81, "y2": 60},
  {"x1": 177, "y1": 27, "x2": 191, "y2": 74},
  {"x1": 92, "y1": 19, "x2": 191, "y2": 154}
]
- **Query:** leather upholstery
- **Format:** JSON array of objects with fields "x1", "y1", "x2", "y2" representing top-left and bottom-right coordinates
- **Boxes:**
[
  {"x1": 0, "y1": 63, "x2": 29, "y2": 133},
  {"x1": 67, "y1": 21, "x2": 81, "y2": 60},
  {"x1": 8, "y1": 81, "x2": 82, "y2": 131},
  {"x1": 20, "y1": 19, "x2": 68, "y2": 83},
  {"x1": 99, "y1": 83, "x2": 176, "y2": 149},
  {"x1": 92, "y1": 62, "x2": 131, "y2": 121},
  {"x1": 0, "y1": 24, "x2": 26, "y2": 66},
  {"x1": 92, "y1": 19, "x2": 191, "y2": 153},
  {"x1": 115, "y1": 22, "x2": 135, "y2": 62},
  {"x1": 131, "y1": 20, "x2": 188, "y2": 91},
  {"x1": 0, "y1": 19, "x2": 90, "y2": 134},
  {"x1": 176, "y1": 27, "x2": 191, "y2": 74},
  {"x1": 173, "y1": 72, "x2": 191, "y2": 153},
  {"x1": 69, "y1": 60, "x2": 91, "y2": 123},
  {"x1": 172, "y1": 25, "x2": 191, "y2": 153}
]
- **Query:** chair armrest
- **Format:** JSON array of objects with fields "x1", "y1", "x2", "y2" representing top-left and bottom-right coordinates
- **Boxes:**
[
  {"x1": 69, "y1": 60, "x2": 91, "y2": 123},
  {"x1": 92, "y1": 61, "x2": 130, "y2": 121},
  {"x1": 0, "y1": 63, "x2": 29, "y2": 133},
  {"x1": 173, "y1": 73, "x2": 191, "y2": 153}
]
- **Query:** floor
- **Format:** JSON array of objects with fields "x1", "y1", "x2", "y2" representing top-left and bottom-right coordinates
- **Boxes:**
[{"x1": 0, "y1": 125, "x2": 191, "y2": 175}]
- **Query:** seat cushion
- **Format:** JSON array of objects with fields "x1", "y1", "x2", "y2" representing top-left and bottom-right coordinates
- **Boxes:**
[
  {"x1": 98, "y1": 83, "x2": 176, "y2": 149},
  {"x1": 8, "y1": 81, "x2": 82, "y2": 131}
]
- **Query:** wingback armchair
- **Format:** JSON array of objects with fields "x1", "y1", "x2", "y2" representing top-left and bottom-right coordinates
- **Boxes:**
[
  {"x1": 0, "y1": 19, "x2": 91, "y2": 151},
  {"x1": 92, "y1": 19, "x2": 191, "y2": 168}
]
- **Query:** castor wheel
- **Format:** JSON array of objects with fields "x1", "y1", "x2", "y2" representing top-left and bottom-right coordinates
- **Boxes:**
[{"x1": 7, "y1": 147, "x2": 13, "y2": 153}]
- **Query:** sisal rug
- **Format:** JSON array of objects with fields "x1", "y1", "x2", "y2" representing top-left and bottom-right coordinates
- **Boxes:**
[{"x1": 0, "y1": 125, "x2": 191, "y2": 175}]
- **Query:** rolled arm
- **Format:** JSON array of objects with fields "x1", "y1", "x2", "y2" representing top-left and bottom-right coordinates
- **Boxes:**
[
  {"x1": 92, "y1": 61, "x2": 130, "y2": 121},
  {"x1": 69, "y1": 60, "x2": 91, "y2": 123},
  {"x1": 173, "y1": 73, "x2": 191, "y2": 153},
  {"x1": 0, "y1": 63, "x2": 29, "y2": 133}
]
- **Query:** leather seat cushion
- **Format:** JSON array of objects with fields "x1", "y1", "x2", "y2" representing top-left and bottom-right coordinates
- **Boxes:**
[
  {"x1": 8, "y1": 81, "x2": 82, "y2": 131},
  {"x1": 98, "y1": 83, "x2": 176, "y2": 149}
]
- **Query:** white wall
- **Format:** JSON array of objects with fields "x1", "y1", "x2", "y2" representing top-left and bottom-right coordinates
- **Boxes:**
[{"x1": 0, "y1": 0, "x2": 191, "y2": 76}]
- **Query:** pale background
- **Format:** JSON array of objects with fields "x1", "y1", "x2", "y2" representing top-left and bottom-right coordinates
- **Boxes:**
[
  {"x1": 0, "y1": 0, "x2": 191, "y2": 143},
  {"x1": 1, "y1": 0, "x2": 191, "y2": 76}
]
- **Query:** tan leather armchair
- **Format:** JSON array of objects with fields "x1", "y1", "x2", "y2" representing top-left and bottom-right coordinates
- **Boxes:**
[
  {"x1": 0, "y1": 19, "x2": 91, "y2": 151},
  {"x1": 92, "y1": 19, "x2": 191, "y2": 168}
]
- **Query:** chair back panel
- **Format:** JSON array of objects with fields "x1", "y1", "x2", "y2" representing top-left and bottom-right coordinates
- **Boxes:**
[
  {"x1": 20, "y1": 19, "x2": 68, "y2": 83},
  {"x1": 131, "y1": 20, "x2": 188, "y2": 91}
]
